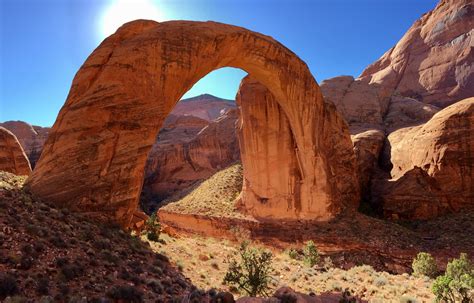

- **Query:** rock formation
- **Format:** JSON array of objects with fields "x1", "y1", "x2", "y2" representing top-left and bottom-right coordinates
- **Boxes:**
[
  {"x1": 0, "y1": 121, "x2": 50, "y2": 168},
  {"x1": 27, "y1": 20, "x2": 359, "y2": 226},
  {"x1": 319, "y1": 0, "x2": 473, "y2": 219},
  {"x1": 237, "y1": 76, "x2": 359, "y2": 219},
  {"x1": 142, "y1": 109, "x2": 240, "y2": 212},
  {"x1": 373, "y1": 98, "x2": 474, "y2": 219},
  {"x1": 0, "y1": 126, "x2": 32, "y2": 175},
  {"x1": 360, "y1": 0, "x2": 473, "y2": 108}
]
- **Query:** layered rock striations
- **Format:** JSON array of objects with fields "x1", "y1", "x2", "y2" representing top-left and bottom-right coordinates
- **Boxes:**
[
  {"x1": 27, "y1": 20, "x2": 358, "y2": 226},
  {"x1": 0, "y1": 126, "x2": 32, "y2": 175}
]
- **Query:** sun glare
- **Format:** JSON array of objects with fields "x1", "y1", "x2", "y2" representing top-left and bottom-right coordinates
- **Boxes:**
[{"x1": 100, "y1": 0, "x2": 165, "y2": 39}]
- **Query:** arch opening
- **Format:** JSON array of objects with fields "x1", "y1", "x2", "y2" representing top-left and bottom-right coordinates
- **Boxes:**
[
  {"x1": 26, "y1": 20, "x2": 359, "y2": 227},
  {"x1": 139, "y1": 67, "x2": 246, "y2": 214}
]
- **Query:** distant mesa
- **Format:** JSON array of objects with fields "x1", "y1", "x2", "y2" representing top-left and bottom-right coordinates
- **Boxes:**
[{"x1": 174, "y1": 93, "x2": 236, "y2": 121}]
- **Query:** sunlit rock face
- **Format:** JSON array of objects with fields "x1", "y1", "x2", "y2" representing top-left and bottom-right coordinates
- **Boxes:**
[
  {"x1": 27, "y1": 20, "x2": 359, "y2": 226},
  {"x1": 360, "y1": 0, "x2": 474, "y2": 108},
  {"x1": 0, "y1": 126, "x2": 31, "y2": 175},
  {"x1": 319, "y1": 0, "x2": 474, "y2": 220}
]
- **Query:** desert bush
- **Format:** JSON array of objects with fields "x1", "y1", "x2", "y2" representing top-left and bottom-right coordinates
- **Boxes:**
[
  {"x1": 339, "y1": 288, "x2": 356, "y2": 303},
  {"x1": 323, "y1": 256, "x2": 334, "y2": 270},
  {"x1": 106, "y1": 285, "x2": 144, "y2": 303},
  {"x1": 303, "y1": 241, "x2": 320, "y2": 267},
  {"x1": 0, "y1": 274, "x2": 19, "y2": 299},
  {"x1": 286, "y1": 248, "x2": 299, "y2": 260},
  {"x1": 412, "y1": 252, "x2": 438, "y2": 278},
  {"x1": 432, "y1": 253, "x2": 473, "y2": 303},
  {"x1": 145, "y1": 213, "x2": 161, "y2": 242},
  {"x1": 223, "y1": 241, "x2": 273, "y2": 297}
]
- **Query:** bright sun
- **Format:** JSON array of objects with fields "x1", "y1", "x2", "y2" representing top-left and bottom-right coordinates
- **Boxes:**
[{"x1": 100, "y1": 0, "x2": 164, "y2": 38}]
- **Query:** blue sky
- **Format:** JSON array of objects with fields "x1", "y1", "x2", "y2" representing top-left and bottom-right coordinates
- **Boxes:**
[{"x1": 0, "y1": 0, "x2": 438, "y2": 126}]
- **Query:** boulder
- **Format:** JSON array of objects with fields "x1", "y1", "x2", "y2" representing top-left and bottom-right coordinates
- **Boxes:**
[
  {"x1": 374, "y1": 97, "x2": 474, "y2": 219},
  {"x1": 0, "y1": 127, "x2": 32, "y2": 175}
]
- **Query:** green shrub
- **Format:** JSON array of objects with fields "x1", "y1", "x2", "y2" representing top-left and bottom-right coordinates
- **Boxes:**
[
  {"x1": 286, "y1": 248, "x2": 299, "y2": 260},
  {"x1": 223, "y1": 242, "x2": 273, "y2": 297},
  {"x1": 145, "y1": 213, "x2": 161, "y2": 242},
  {"x1": 412, "y1": 252, "x2": 438, "y2": 278},
  {"x1": 303, "y1": 241, "x2": 320, "y2": 267},
  {"x1": 432, "y1": 253, "x2": 473, "y2": 303}
]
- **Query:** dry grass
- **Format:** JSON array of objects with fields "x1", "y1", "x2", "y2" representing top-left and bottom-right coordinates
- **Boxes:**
[
  {"x1": 161, "y1": 164, "x2": 249, "y2": 219},
  {"x1": 146, "y1": 233, "x2": 435, "y2": 302}
]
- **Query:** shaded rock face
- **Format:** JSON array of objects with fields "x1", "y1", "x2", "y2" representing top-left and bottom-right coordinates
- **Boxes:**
[
  {"x1": 172, "y1": 94, "x2": 236, "y2": 121},
  {"x1": 0, "y1": 127, "x2": 31, "y2": 175},
  {"x1": 361, "y1": 0, "x2": 473, "y2": 108},
  {"x1": 0, "y1": 121, "x2": 50, "y2": 168},
  {"x1": 237, "y1": 76, "x2": 359, "y2": 219},
  {"x1": 27, "y1": 20, "x2": 358, "y2": 226},
  {"x1": 142, "y1": 110, "x2": 240, "y2": 212},
  {"x1": 374, "y1": 98, "x2": 474, "y2": 219}
]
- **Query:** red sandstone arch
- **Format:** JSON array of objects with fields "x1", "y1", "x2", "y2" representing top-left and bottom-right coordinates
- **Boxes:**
[{"x1": 26, "y1": 20, "x2": 359, "y2": 226}]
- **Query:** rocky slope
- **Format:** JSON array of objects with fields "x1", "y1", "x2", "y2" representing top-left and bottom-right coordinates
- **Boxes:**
[
  {"x1": 0, "y1": 171, "x2": 194, "y2": 302},
  {"x1": 0, "y1": 127, "x2": 31, "y2": 175}
]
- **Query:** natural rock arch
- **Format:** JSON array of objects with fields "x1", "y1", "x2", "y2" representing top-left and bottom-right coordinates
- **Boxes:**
[{"x1": 26, "y1": 20, "x2": 359, "y2": 226}]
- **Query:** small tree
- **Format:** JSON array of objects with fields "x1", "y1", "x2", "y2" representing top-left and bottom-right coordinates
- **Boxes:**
[
  {"x1": 223, "y1": 242, "x2": 273, "y2": 297},
  {"x1": 144, "y1": 213, "x2": 161, "y2": 242},
  {"x1": 432, "y1": 253, "x2": 473, "y2": 303},
  {"x1": 303, "y1": 241, "x2": 320, "y2": 267},
  {"x1": 412, "y1": 252, "x2": 438, "y2": 278}
]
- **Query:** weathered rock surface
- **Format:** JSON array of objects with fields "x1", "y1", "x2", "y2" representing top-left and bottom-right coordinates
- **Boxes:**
[
  {"x1": 27, "y1": 20, "x2": 359, "y2": 226},
  {"x1": 142, "y1": 110, "x2": 239, "y2": 212},
  {"x1": 350, "y1": 128, "x2": 385, "y2": 200},
  {"x1": 320, "y1": 76, "x2": 389, "y2": 127},
  {"x1": 172, "y1": 93, "x2": 236, "y2": 121},
  {"x1": 373, "y1": 97, "x2": 474, "y2": 219},
  {"x1": 0, "y1": 121, "x2": 50, "y2": 168},
  {"x1": 237, "y1": 76, "x2": 359, "y2": 220},
  {"x1": 360, "y1": 0, "x2": 473, "y2": 108},
  {"x1": 0, "y1": 127, "x2": 32, "y2": 175}
]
